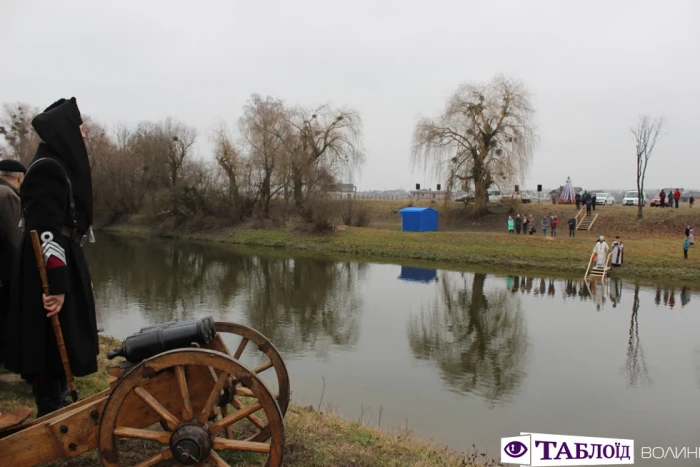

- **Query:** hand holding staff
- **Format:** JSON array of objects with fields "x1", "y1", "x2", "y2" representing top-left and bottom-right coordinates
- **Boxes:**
[{"x1": 29, "y1": 230, "x2": 78, "y2": 403}]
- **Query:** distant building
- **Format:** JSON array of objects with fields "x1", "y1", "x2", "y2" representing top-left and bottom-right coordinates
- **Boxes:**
[
  {"x1": 680, "y1": 190, "x2": 699, "y2": 202},
  {"x1": 323, "y1": 183, "x2": 357, "y2": 199}
]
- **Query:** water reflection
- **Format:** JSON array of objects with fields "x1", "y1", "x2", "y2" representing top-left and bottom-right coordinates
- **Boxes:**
[
  {"x1": 623, "y1": 285, "x2": 651, "y2": 387},
  {"x1": 503, "y1": 275, "x2": 691, "y2": 311},
  {"x1": 609, "y1": 278, "x2": 623, "y2": 307},
  {"x1": 88, "y1": 234, "x2": 366, "y2": 355},
  {"x1": 87, "y1": 235, "x2": 700, "y2": 460},
  {"x1": 654, "y1": 285, "x2": 687, "y2": 309},
  {"x1": 407, "y1": 273, "x2": 528, "y2": 405},
  {"x1": 244, "y1": 257, "x2": 367, "y2": 354},
  {"x1": 398, "y1": 266, "x2": 438, "y2": 284}
]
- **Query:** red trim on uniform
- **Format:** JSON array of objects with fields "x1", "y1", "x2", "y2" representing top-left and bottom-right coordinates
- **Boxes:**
[{"x1": 46, "y1": 256, "x2": 66, "y2": 270}]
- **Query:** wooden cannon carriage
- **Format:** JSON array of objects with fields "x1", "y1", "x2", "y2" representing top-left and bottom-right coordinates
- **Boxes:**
[{"x1": 0, "y1": 318, "x2": 290, "y2": 466}]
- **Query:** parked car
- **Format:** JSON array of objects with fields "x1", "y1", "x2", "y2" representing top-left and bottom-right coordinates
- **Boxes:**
[
  {"x1": 454, "y1": 190, "x2": 501, "y2": 203},
  {"x1": 622, "y1": 190, "x2": 647, "y2": 206},
  {"x1": 650, "y1": 194, "x2": 673, "y2": 207},
  {"x1": 594, "y1": 193, "x2": 615, "y2": 205},
  {"x1": 487, "y1": 190, "x2": 503, "y2": 202},
  {"x1": 454, "y1": 193, "x2": 474, "y2": 202},
  {"x1": 501, "y1": 191, "x2": 533, "y2": 203}
]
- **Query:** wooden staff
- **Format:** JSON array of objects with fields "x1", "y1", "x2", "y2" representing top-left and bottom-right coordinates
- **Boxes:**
[{"x1": 29, "y1": 230, "x2": 78, "y2": 402}]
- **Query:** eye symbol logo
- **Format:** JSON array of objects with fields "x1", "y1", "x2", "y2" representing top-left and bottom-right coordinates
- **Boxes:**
[{"x1": 504, "y1": 441, "x2": 528, "y2": 458}]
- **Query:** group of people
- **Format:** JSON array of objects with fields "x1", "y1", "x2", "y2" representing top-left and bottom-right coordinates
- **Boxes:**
[
  {"x1": 592, "y1": 235, "x2": 624, "y2": 268},
  {"x1": 658, "y1": 189, "x2": 686, "y2": 208},
  {"x1": 683, "y1": 225, "x2": 695, "y2": 259},
  {"x1": 508, "y1": 214, "x2": 584, "y2": 237},
  {"x1": 575, "y1": 191, "x2": 596, "y2": 215},
  {"x1": 0, "y1": 98, "x2": 98, "y2": 417},
  {"x1": 508, "y1": 214, "x2": 562, "y2": 236}
]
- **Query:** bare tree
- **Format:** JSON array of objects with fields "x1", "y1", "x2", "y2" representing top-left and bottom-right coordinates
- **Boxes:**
[
  {"x1": 160, "y1": 117, "x2": 197, "y2": 187},
  {"x1": 287, "y1": 105, "x2": 365, "y2": 208},
  {"x1": 211, "y1": 120, "x2": 247, "y2": 217},
  {"x1": 239, "y1": 94, "x2": 289, "y2": 218},
  {"x1": 0, "y1": 102, "x2": 41, "y2": 165},
  {"x1": 412, "y1": 74, "x2": 536, "y2": 217},
  {"x1": 631, "y1": 115, "x2": 664, "y2": 219}
]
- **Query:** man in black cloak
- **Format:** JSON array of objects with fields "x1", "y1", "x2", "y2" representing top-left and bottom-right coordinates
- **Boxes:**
[{"x1": 3, "y1": 97, "x2": 98, "y2": 417}]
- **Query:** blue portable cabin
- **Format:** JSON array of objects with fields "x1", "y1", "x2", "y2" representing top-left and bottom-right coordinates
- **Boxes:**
[{"x1": 398, "y1": 207, "x2": 438, "y2": 232}]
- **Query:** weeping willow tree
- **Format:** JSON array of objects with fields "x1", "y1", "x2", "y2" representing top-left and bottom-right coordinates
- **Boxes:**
[{"x1": 412, "y1": 74, "x2": 536, "y2": 217}]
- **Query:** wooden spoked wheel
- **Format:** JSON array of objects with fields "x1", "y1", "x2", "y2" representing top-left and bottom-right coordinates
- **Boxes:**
[
  {"x1": 98, "y1": 348, "x2": 284, "y2": 467},
  {"x1": 213, "y1": 322, "x2": 290, "y2": 438}
]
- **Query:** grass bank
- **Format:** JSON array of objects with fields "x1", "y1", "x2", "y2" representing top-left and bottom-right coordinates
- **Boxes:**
[
  {"x1": 0, "y1": 336, "x2": 496, "y2": 467},
  {"x1": 105, "y1": 221, "x2": 700, "y2": 285}
]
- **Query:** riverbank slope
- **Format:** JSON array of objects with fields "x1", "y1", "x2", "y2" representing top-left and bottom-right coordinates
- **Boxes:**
[
  {"x1": 104, "y1": 220, "x2": 700, "y2": 284},
  {"x1": 0, "y1": 336, "x2": 495, "y2": 466}
]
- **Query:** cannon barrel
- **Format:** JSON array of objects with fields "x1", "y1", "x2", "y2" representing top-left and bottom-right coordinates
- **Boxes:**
[{"x1": 107, "y1": 316, "x2": 216, "y2": 363}]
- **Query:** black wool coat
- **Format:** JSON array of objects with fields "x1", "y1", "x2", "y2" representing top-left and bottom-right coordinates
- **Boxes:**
[{"x1": 3, "y1": 98, "x2": 98, "y2": 379}]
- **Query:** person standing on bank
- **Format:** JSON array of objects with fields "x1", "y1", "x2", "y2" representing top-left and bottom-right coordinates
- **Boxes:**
[
  {"x1": 0, "y1": 159, "x2": 26, "y2": 364},
  {"x1": 515, "y1": 214, "x2": 522, "y2": 234},
  {"x1": 593, "y1": 235, "x2": 609, "y2": 269},
  {"x1": 568, "y1": 216, "x2": 576, "y2": 237},
  {"x1": 611, "y1": 236, "x2": 624, "y2": 267},
  {"x1": 3, "y1": 98, "x2": 97, "y2": 417},
  {"x1": 674, "y1": 188, "x2": 681, "y2": 208}
]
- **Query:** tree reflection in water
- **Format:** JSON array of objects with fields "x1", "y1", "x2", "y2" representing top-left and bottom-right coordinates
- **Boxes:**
[
  {"x1": 244, "y1": 257, "x2": 367, "y2": 355},
  {"x1": 407, "y1": 272, "x2": 528, "y2": 405},
  {"x1": 623, "y1": 285, "x2": 651, "y2": 387},
  {"x1": 88, "y1": 234, "x2": 366, "y2": 355}
]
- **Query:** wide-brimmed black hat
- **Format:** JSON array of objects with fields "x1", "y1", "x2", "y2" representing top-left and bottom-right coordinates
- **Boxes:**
[{"x1": 0, "y1": 159, "x2": 27, "y2": 173}]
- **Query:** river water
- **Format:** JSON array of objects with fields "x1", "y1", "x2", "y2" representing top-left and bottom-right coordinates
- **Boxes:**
[{"x1": 87, "y1": 233, "x2": 700, "y2": 465}]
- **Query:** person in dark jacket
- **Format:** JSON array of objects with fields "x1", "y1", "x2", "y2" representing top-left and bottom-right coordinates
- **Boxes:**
[
  {"x1": 0, "y1": 159, "x2": 26, "y2": 364},
  {"x1": 575, "y1": 192, "x2": 581, "y2": 210},
  {"x1": 568, "y1": 216, "x2": 576, "y2": 237},
  {"x1": 3, "y1": 98, "x2": 97, "y2": 417},
  {"x1": 515, "y1": 214, "x2": 522, "y2": 234}
]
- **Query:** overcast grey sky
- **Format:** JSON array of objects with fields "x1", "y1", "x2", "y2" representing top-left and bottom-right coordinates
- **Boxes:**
[{"x1": 2, "y1": 0, "x2": 698, "y2": 192}]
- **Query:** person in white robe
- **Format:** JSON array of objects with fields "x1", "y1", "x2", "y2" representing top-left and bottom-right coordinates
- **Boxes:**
[
  {"x1": 611, "y1": 237, "x2": 623, "y2": 266},
  {"x1": 593, "y1": 235, "x2": 609, "y2": 268}
]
